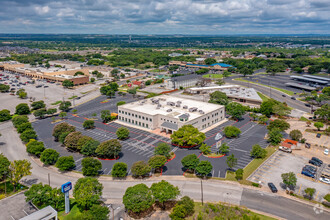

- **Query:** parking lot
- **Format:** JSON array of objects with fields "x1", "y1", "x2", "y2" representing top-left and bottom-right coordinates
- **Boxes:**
[{"x1": 248, "y1": 151, "x2": 329, "y2": 202}]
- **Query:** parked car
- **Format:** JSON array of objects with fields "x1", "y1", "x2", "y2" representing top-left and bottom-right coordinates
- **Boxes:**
[
  {"x1": 43, "y1": 85, "x2": 49, "y2": 88},
  {"x1": 301, "y1": 170, "x2": 315, "y2": 178},
  {"x1": 324, "y1": 149, "x2": 329, "y2": 155},
  {"x1": 309, "y1": 159, "x2": 321, "y2": 167},
  {"x1": 267, "y1": 183, "x2": 278, "y2": 193},
  {"x1": 305, "y1": 143, "x2": 311, "y2": 149},
  {"x1": 311, "y1": 157, "x2": 323, "y2": 165},
  {"x1": 304, "y1": 165, "x2": 317, "y2": 172},
  {"x1": 319, "y1": 177, "x2": 330, "y2": 184},
  {"x1": 316, "y1": 133, "x2": 321, "y2": 138},
  {"x1": 305, "y1": 103, "x2": 311, "y2": 107},
  {"x1": 291, "y1": 97, "x2": 296, "y2": 100},
  {"x1": 282, "y1": 94, "x2": 286, "y2": 97},
  {"x1": 36, "y1": 85, "x2": 42, "y2": 88},
  {"x1": 303, "y1": 166, "x2": 316, "y2": 174},
  {"x1": 279, "y1": 146, "x2": 292, "y2": 153}
]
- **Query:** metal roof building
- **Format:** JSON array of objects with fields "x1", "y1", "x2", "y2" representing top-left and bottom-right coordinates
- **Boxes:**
[
  {"x1": 302, "y1": 74, "x2": 330, "y2": 82},
  {"x1": 290, "y1": 75, "x2": 328, "y2": 85}
]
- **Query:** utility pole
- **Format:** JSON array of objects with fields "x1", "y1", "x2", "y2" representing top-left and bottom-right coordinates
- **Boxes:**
[
  {"x1": 48, "y1": 173, "x2": 50, "y2": 186},
  {"x1": 201, "y1": 179, "x2": 204, "y2": 205}
]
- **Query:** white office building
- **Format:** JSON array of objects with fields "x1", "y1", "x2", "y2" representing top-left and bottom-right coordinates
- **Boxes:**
[{"x1": 118, "y1": 95, "x2": 225, "y2": 133}]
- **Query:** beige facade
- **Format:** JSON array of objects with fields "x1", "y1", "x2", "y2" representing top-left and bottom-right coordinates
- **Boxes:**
[{"x1": 118, "y1": 95, "x2": 225, "y2": 133}]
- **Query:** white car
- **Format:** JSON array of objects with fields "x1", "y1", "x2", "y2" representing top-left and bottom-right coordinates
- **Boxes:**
[
  {"x1": 319, "y1": 177, "x2": 330, "y2": 184},
  {"x1": 324, "y1": 149, "x2": 329, "y2": 155},
  {"x1": 279, "y1": 146, "x2": 292, "y2": 153}
]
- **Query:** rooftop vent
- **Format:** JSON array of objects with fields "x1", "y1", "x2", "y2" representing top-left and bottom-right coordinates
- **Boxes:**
[
  {"x1": 189, "y1": 107, "x2": 198, "y2": 112},
  {"x1": 183, "y1": 105, "x2": 188, "y2": 109},
  {"x1": 176, "y1": 103, "x2": 181, "y2": 107},
  {"x1": 199, "y1": 110, "x2": 205, "y2": 114},
  {"x1": 167, "y1": 109, "x2": 172, "y2": 112}
]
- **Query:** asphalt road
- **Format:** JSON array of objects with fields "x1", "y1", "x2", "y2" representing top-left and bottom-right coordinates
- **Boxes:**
[
  {"x1": 1, "y1": 121, "x2": 329, "y2": 220},
  {"x1": 225, "y1": 76, "x2": 311, "y2": 112}
]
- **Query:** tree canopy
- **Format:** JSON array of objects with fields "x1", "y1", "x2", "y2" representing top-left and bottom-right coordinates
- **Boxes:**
[
  {"x1": 225, "y1": 102, "x2": 246, "y2": 120},
  {"x1": 171, "y1": 125, "x2": 205, "y2": 147},
  {"x1": 181, "y1": 154, "x2": 200, "y2": 172},
  {"x1": 73, "y1": 177, "x2": 103, "y2": 210},
  {"x1": 123, "y1": 183, "x2": 154, "y2": 213},
  {"x1": 150, "y1": 180, "x2": 180, "y2": 209},
  {"x1": 209, "y1": 91, "x2": 229, "y2": 106}
]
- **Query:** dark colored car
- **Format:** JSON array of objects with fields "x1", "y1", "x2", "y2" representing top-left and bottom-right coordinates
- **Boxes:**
[
  {"x1": 301, "y1": 170, "x2": 315, "y2": 178},
  {"x1": 305, "y1": 103, "x2": 311, "y2": 107},
  {"x1": 305, "y1": 143, "x2": 311, "y2": 148},
  {"x1": 268, "y1": 183, "x2": 278, "y2": 193},
  {"x1": 311, "y1": 157, "x2": 323, "y2": 165},
  {"x1": 291, "y1": 97, "x2": 296, "y2": 100},
  {"x1": 309, "y1": 160, "x2": 321, "y2": 167},
  {"x1": 282, "y1": 94, "x2": 286, "y2": 97},
  {"x1": 303, "y1": 166, "x2": 316, "y2": 174},
  {"x1": 305, "y1": 165, "x2": 317, "y2": 172},
  {"x1": 316, "y1": 133, "x2": 321, "y2": 138}
]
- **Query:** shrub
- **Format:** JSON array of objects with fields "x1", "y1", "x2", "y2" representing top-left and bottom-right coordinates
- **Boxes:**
[
  {"x1": 123, "y1": 183, "x2": 154, "y2": 213},
  {"x1": 0, "y1": 109, "x2": 12, "y2": 122},
  {"x1": 324, "y1": 194, "x2": 330, "y2": 202},
  {"x1": 26, "y1": 140, "x2": 45, "y2": 157},
  {"x1": 17, "y1": 122, "x2": 32, "y2": 133},
  {"x1": 12, "y1": 115, "x2": 29, "y2": 128},
  {"x1": 55, "y1": 156, "x2": 75, "y2": 171},
  {"x1": 15, "y1": 103, "x2": 30, "y2": 115},
  {"x1": 111, "y1": 162, "x2": 127, "y2": 178},
  {"x1": 40, "y1": 149, "x2": 60, "y2": 165},
  {"x1": 64, "y1": 131, "x2": 83, "y2": 151},
  {"x1": 52, "y1": 122, "x2": 76, "y2": 141},
  {"x1": 224, "y1": 126, "x2": 241, "y2": 138},
  {"x1": 250, "y1": 144, "x2": 267, "y2": 158},
  {"x1": 59, "y1": 131, "x2": 71, "y2": 144},
  {"x1": 81, "y1": 157, "x2": 102, "y2": 176},
  {"x1": 148, "y1": 155, "x2": 167, "y2": 171},
  {"x1": 116, "y1": 101, "x2": 126, "y2": 106},
  {"x1": 31, "y1": 100, "x2": 46, "y2": 110},
  {"x1": 154, "y1": 142, "x2": 171, "y2": 158},
  {"x1": 169, "y1": 205, "x2": 187, "y2": 219},
  {"x1": 83, "y1": 120, "x2": 95, "y2": 129},
  {"x1": 77, "y1": 136, "x2": 94, "y2": 150},
  {"x1": 116, "y1": 127, "x2": 129, "y2": 140},
  {"x1": 81, "y1": 140, "x2": 100, "y2": 156},
  {"x1": 252, "y1": 183, "x2": 259, "y2": 187},
  {"x1": 95, "y1": 139, "x2": 122, "y2": 159},
  {"x1": 20, "y1": 129, "x2": 37, "y2": 143},
  {"x1": 181, "y1": 154, "x2": 200, "y2": 172},
  {"x1": 131, "y1": 161, "x2": 151, "y2": 177},
  {"x1": 235, "y1": 168, "x2": 244, "y2": 180}
]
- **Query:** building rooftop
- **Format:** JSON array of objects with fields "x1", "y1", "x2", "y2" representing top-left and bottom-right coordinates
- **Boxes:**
[
  {"x1": 210, "y1": 63, "x2": 233, "y2": 67},
  {"x1": 285, "y1": 82, "x2": 316, "y2": 91},
  {"x1": 170, "y1": 74, "x2": 201, "y2": 82},
  {"x1": 302, "y1": 74, "x2": 330, "y2": 82},
  {"x1": 290, "y1": 75, "x2": 328, "y2": 84},
  {"x1": 120, "y1": 94, "x2": 223, "y2": 121}
]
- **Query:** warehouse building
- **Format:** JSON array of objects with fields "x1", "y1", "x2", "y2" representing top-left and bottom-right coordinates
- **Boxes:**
[
  {"x1": 167, "y1": 74, "x2": 202, "y2": 89},
  {"x1": 118, "y1": 95, "x2": 225, "y2": 133}
]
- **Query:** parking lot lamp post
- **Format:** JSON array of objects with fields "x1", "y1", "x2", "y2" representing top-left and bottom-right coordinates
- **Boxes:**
[
  {"x1": 201, "y1": 179, "x2": 204, "y2": 205},
  {"x1": 108, "y1": 204, "x2": 114, "y2": 220}
]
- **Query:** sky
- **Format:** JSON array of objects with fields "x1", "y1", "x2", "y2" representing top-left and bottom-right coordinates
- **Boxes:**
[{"x1": 0, "y1": 0, "x2": 329, "y2": 34}]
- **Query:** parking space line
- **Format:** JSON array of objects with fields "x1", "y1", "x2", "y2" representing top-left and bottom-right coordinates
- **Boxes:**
[
  {"x1": 298, "y1": 184, "x2": 302, "y2": 194},
  {"x1": 107, "y1": 169, "x2": 112, "y2": 175},
  {"x1": 212, "y1": 169, "x2": 214, "y2": 177},
  {"x1": 218, "y1": 170, "x2": 221, "y2": 177}
]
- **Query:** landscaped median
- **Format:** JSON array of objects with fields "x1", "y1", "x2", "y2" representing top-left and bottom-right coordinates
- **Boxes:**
[{"x1": 234, "y1": 78, "x2": 295, "y2": 96}]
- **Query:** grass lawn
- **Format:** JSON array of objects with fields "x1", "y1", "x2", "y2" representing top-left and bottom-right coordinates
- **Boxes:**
[
  {"x1": 257, "y1": 92, "x2": 270, "y2": 101},
  {"x1": 202, "y1": 73, "x2": 224, "y2": 78},
  {"x1": 68, "y1": 95, "x2": 78, "y2": 100},
  {"x1": 299, "y1": 116, "x2": 310, "y2": 122},
  {"x1": 51, "y1": 101, "x2": 62, "y2": 105},
  {"x1": 0, "y1": 181, "x2": 28, "y2": 200},
  {"x1": 234, "y1": 78, "x2": 295, "y2": 96},
  {"x1": 58, "y1": 200, "x2": 83, "y2": 220},
  {"x1": 187, "y1": 202, "x2": 277, "y2": 220}
]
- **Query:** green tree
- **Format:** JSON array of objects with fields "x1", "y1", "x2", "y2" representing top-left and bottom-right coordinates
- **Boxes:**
[
  {"x1": 151, "y1": 180, "x2": 180, "y2": 210},
  {"x1": 81, "y1": 140, "x2": 100, "y2": 156},
  {"x1": 235, "y1": 168, "x2": 244, "y2": 180},
  {"x1": 224, "y1": 126, "x2": 241, "y2": 138},
  {"x1": 33, "y1": 108, "x2": 47, "y2": 119},
  {"x1": 196, "y1": 161, "x2": 213, "y2": 177},
  {"x1": 82, "y1": 204, "x2": 109, "y2": 220},
  {"x1": 52, "y1": 122, "x2": 75, "y2": 141},
  {"x1": 148, "y1": 155, "x2": 167, "y2": 172},
  {"x1": 20, "y1": 129, "x2": 37, "y2": 143},
  {"x1": 90, "y1": 78, "x2": 95, "y2": 83},
  {"x1": 64, "y1": 131, "x2": 83, "y2": 151},
  {"x1": 169, "y1": 204, "x2": 187, "y2": 219},
  {"x1": 314, "y1": 104, "x2": 329, "y2": 123},
  {"x1": 239, "y1": 67, "x2": 253, "y2": 77},
  {"x1": 0, "y1": 109, "x2": 12, "y2": 122},
  {"x1": 116, "y1": 101, "x2": 126, "y2": 106},
  {"x1": 0, "y1": 154, "x2": 10, "y2": 181},
  {"x1": 268, "y1": 128, "x2": 283, "y2": 145},
  {"x1": 116, "y1": 127, "x2": 129, "y2": 140},
  {"x1": 24, "y1": 183, "x2": 64, "y2": 211},
  {"x1": 154, "y1": 142, "x2": 171, "y2": 158},
  {"x1": 218, "y1": 143, "x2": 230, "y2": 155},
  {"x1": 226, "y1": 154, "x2": 237, "y2": 170},
  {"x1": 10, "y1": 159, "x2": 32, "y2": 191},
  {"x1": 267, "y1": 119, "x2": 290, "y2": 131},
  {"x1": 15, "y1": 103, "x2": 30, "y2": 115},
  {"x1": 62, "y1": 80, "x2": 74, "y2": 88},
  {"x1": 12, "y1": 115, "x2": 29, "y2": 128},
  {"x1": 204, "y1": 58, "x2": 217, "y2": 65},
  {"x1": 181, "y1": 154, "x2": 200, "y2": 172},
  {"x1": 73, "y1": 177, "x2": 103, "y2": 210},
  {"x1": 95, "y1": 139, "x2": 122, "y2": 159},
  {"x1": 59, "y1": 112, "x2": 67, "y2": 119},
  {"x1": 40, "y1": 149, "x2": 59, "y2": 165},
  {"x1": 314, "y1": 122, "x2": 324, "y2": 131},
  {"x1": 0, "y1": 84, "x2": 10, "y2": 92},
  {"x1": 55, "y1": 156, "x2": 75, "y2": 171},
  {"x1": 131, "y1": 161, "x2": 151, "y2": 177},
  {"x1": 199, "y1": 144, "x2": 211, "y2": 155},
  {"x1": 59, "y1": 101, "x2": 71, "y2": 111},
  {"x1": 281, "y1": 172, "x2": 297, "y2": 189},
  {"x1": 72, "y1": 109, "x2": 77, "y2": 114},
  {"x1": 26, "y1": 140, "x2": 45, "y2": 157},
  {"x1": 111, "y1": 162, "x2": 127, "y2": 178},
  {"x1": 123, "y1": 183, "x2": 154, "y2": 213},
  {"x1": 289, "y1": 130, "x2": 303, "y2": 141},
  {"x1": 17, "y1": 122, "x2": 32, "y2": 133},
  {"x1": 304, "y1": 188, "x2": 316, "y2": 200},
  {"x1": 81, "y1": 157, "x2": 102, "y2": 176},
  {"x1": 59, "y1": 131, "x2": 71, "y2": 144},
  {"x1": 106, "y1": 90, "x2": 115, "y2": 98},
  {"x1": 260, "y1": 99, "x2": 279, "y2": 117},
  {"x1": 209, "y1": 91, "x2": 229, "y2": 106},
  {"x1": 31, "y1": 100, "x2": 46, "y2": 110},
  {"x1": 100, "y1": 110, "x2": 112, "y2": 123},
  {"x1": 272, "y1": 103, "x2": 291, "y2": 117},
  {"x1": 171, "y1": 125, "x2": 205, "y2": 147},
  {"x1": 225, "y1": 102, "x2": 246, "y2": 120},
  {"x1": 83, "y1": 120, "x2": 95, "y2": 129},
  {"x1": 250, "y1": 144, "x2": 267, "y2": 158}
]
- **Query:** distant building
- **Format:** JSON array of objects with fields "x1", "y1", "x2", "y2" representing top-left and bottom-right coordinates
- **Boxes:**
[
  {"x1": 118, "y1": 95, "x2": 225, "y2": 133},
  {"x1": 48, "y1": 60, "x2": 84, "y2": 69},
  {"x1": 167, "y1": 74, "x2": 202, "y2": 89},
  {"x1": 19, "y1": 206, "x2": 57, "y2": 220},
  {"x1": 168, "y1": 53, "x2": 183, "y2": 57},
  {"x1": 169, "y1": 61, "x2": 234, "y2": 71}
]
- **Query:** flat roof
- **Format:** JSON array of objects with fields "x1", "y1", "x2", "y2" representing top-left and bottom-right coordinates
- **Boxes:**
[
  {"x1": 210, "y1": 63, "x2": 233, "y2": 67},
  {"x1": 120, "y1": 94, "x2": 223, "y2": 121},
  {"x1": 170, "y1": 74, "x2": 201, "y2": 82},
  {"x1": 290, "y1": 75, "x2": 328, "y2": 84},
  {"x1": 285, "y1": 82, "x2": 316, "y2": 90},
  {"x1": 302, "y1": 74, "x2": 330, "y2": 82},
  {"x1": 189, "y1": 85, "x2": 240, "y2": 91},
  {"x1": 20, "y1": 206, "x2": 57, "y2": 220}
]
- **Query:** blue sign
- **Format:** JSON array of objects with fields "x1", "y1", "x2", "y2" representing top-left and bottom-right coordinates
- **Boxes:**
[{"x1": 61, "y1": 182, "x2": 72, "y2": 193}]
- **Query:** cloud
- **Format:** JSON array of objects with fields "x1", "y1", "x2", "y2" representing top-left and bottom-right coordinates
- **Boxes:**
[{"x1": 0, "y1": 0, "x2": 328, "y2": 34}]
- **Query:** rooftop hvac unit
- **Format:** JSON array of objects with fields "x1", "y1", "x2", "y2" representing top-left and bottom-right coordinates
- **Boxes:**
[
  {"x1": 157, "y1": 104, "x2": 162, "y2": 108},
  {"x1": 177, "y1": 101, "x2": 182, "y2": 104},
  {"x1": 199, "y1": 110, "x2": 205, "y2": 114},
  {"x1": 167, "y1": 109, "x2": 172, "y2": 112},
  {"x1": 176, "y1": 104, "x2": 181, "y2": 107},
  {"x1": 189, "y1": 107, "x2": 198, "y2": 112},
  {"x1": 183, "y1": 105, "x2": 188, "y2": 109}
]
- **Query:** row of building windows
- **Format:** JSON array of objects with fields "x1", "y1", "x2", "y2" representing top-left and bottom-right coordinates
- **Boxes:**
[
  {"x1": 119, "y1": 110, "x2": 152, "y2": 122},
  {"x1": 201, "y1": 111, "x2": 223, "y2": 122},
  {"x1": 160, "y1": 118, "x2": 177, "y2": 124},
  {"x1": 201, "y1": 118, "x2": 222, "y2": 129},
  {"x1": 118, "y1": 116, "x2": 149, "y2": 128}
]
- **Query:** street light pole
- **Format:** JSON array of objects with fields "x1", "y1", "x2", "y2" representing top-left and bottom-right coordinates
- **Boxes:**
[
  {"x1": 108, "y1": 204, "x2": 114, "y2": 220},
  {"x1": 201, "y1": 179, "x2": 204, "y2": 205}
]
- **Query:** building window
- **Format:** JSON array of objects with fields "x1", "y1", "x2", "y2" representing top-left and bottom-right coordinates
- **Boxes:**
[
  {"x1": 139, "y1": 122, "x2": 141, "y2": 126},
  {"x1": 142, "y1": 116, "x2": 145, "y2": 120},
  {"x1": 128, "y1": 113, "x2": 131, "y2": 116},
  {"x1": 142, "y1": 123, "x2": 145, "y2": 127},
  {"x1": 132, "y1": 120, "x2": 134, "y2": 124},
  {"x1": 150, "y1": 118, "x2": 152, "y2": 122},
  {"x1": 129, "y1": 119, "x2": 131, "y2": 123},
  {"x1": 146, "y1": 117, "x2": 148, "y2": 121},
  {"x1": 135, "y1": 115, "x2": 138, "y2": 118},
  {"x1": 146, "y1": 124, "x2": 149, "y2": 128},
  {"x1": 119, "y1": 110, "x2": 121, "y2": 113},
  {"x1": 139, "y1": 116, "x2": 141, "y2": 119}
]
